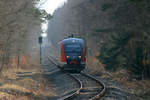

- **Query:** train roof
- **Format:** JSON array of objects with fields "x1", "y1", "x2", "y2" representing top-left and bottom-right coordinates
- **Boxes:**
[{"x1": 62, "y1": 38, "x2": 84, "y2": 44}]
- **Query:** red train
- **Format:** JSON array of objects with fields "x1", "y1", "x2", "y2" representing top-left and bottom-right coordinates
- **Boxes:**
[{"x1": 60, "y1": 38, "x2": 86, "y2": 72}]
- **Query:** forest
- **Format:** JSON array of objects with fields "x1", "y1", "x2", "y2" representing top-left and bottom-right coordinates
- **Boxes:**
[
  {"x1": 0, "y1": 0, "x2": 149, "y2": 99},
  {"x1": 47, "y1": 0, "x2": 150, "y2": 79},
  {"x1": 0, "y1": 0, "x2": 51, "y2": 71}
]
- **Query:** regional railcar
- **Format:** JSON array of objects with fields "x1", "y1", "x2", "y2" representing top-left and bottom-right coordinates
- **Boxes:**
[{"x1": 60, "y1": 38, "x2": 86, "y2": 72}]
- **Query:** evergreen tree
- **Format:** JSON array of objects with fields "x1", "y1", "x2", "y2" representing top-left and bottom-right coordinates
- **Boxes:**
[{"x1": 98, "y1": 33, "x2": 132, "y2": 71}]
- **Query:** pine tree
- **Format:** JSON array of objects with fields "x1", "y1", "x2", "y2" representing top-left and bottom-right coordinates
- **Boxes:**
[{"x1": 98, "y1": 33, "x2": 131, "y2": 71}]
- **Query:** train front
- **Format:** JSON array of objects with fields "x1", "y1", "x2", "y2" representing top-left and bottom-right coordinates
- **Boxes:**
[{"x1": 61, "y1": 38, "x2": 86, "y2": 72}]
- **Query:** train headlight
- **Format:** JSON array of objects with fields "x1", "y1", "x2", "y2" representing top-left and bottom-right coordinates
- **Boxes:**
[
  {"x1": 72, "y1": 40, "x2": 75, "y2": 43},
  {"x1": 66, "y1": 56, "x2": 69, "y2": 58},
  {"x1": 78, "y1": 56, "x2": 81, "y2": 59}
]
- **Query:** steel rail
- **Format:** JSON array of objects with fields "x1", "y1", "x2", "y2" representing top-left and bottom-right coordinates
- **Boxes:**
[
  {"x1": 47, "y1": 55, "x2": 83, "y2": 100},
  {"x1": 62, "y1": 74, "x2": 82, "y2": 100},
  {"x1": 47, "y1": 55, "x2": 62, "y2": 68},
  {"x1": 81, "y1": 72, "x2": 106, "y2": 100},
  {"x1": 47, "y1": 55, "x2": 106, "y2": 100}
]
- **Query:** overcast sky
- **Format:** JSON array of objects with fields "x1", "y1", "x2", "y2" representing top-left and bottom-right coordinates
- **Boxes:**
[
  {"x1": 40, "y1": 0, "x2": 67, "y2": 36},
  {"x1": 41, "y1": 0, "x2": 67, "y2": 14}
]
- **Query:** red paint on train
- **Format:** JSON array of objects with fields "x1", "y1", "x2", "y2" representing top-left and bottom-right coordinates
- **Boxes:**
[{"x1": 61, "y1": 41, "x2": 66, "y2": 62}]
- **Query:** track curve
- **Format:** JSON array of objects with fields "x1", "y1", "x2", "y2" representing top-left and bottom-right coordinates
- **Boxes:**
[{"x1": 47, "y1": 55, "x2": 106, "y2": 100}]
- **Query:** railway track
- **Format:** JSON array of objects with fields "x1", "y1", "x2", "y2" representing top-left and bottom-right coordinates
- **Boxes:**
[{"x1": 47, "y1": 55, "x2": 106, "y2": 100}]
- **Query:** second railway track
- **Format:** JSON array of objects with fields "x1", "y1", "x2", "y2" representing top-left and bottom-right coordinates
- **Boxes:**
[{"x1": 47, "y1": 55, "x2": 106, "y2": 100}]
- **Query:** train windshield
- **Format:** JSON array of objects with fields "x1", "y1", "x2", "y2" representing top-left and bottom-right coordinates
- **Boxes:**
[{"x1": 64, "y1": 44, "x2": 82, "y2": 52}]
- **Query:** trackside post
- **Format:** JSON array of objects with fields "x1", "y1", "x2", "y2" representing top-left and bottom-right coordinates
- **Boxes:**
[{"x1": 38, "y1": 36, "x2": 43, "y2": 64}]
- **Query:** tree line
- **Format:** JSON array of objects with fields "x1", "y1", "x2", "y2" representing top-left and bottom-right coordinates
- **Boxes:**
[
  {"x1": 47, "y1": 0, "x2": 150, "y2": 79},
  {"x1": 0, "y1": 0, "x2": 51, "y2": 71}
]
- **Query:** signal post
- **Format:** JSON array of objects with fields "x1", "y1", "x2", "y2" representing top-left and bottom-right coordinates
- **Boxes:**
[{"x1": 38, "y1": 36, "x2": 43, "y2": 64}]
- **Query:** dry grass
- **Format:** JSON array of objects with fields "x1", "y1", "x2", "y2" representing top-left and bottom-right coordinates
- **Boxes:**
[
  {"x1": 109, "y1": 70, "x2": 150, "y2": 97},
  {"x1": 0, "y1": 84, "x2": 30, "y2": 92},
  {"x1": 0, "y1": 91, "x2": 12, "y2": 99},
  {"x1": 87, "y1": 56, "x2": 150, "y2": 99},
  {"x1": 86, "y1": 56, "x2": 105, "y2": 74},
  {"x1": 0, "y1": 91, "x2": 29, "y2": 100},
  {"x1": 0, "y1": 65, "x2": 39, "y2": 80},
  {"x1": 0, "y1": 63, "x2": 57, "y2": 100}
]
